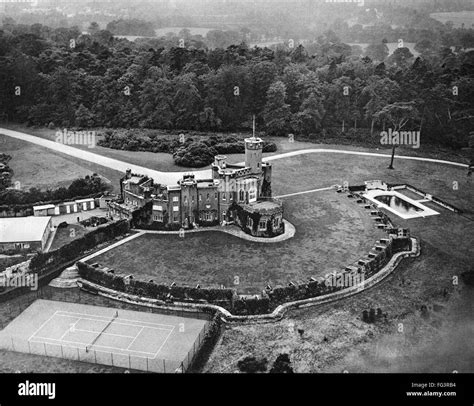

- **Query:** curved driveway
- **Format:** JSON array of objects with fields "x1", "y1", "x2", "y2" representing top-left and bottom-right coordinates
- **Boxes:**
[{"x1": 0, "y1": 128, "x2": 468, "y2": 185}]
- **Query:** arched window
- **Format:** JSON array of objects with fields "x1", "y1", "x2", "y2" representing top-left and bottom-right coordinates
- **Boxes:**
[{"x1": 239, "y1": 189, "x2": 245, "y2": 202}]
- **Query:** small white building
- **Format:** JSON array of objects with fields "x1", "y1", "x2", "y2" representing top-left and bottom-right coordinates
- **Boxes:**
[
  {"x1": 75, "y1": 198, "x2": 95, "y2": 211},
  {"x1": 0, "y1": 216, "x2": 53, "y2": 253},
  {"x1": 33, "y1": 204, "x2": 56, "y2": 216}
]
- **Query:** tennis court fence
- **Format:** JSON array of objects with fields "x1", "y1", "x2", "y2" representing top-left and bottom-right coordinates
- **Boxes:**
[
  {"x1": 0, "y1": 285, "x2": 213, "y2": 330},
  {"x1": 0, "y1": 286, "x2": 218, "y2": 373},
  {"x1": 0, "y1": 334, "x2": 182, "y2": 373}
]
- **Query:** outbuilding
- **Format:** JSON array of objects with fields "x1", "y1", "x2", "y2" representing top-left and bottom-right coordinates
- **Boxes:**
[{"x1": 0, "y1": 216, "x2": 53, "y2": 253}]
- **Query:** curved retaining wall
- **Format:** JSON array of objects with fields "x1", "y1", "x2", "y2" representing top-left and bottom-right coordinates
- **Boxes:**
[{"x1": 77, "y1": 237, "x2": 420, "y2": 323}]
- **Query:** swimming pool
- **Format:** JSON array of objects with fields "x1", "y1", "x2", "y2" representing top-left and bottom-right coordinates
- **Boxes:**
[{"x1": 364, "y1": 190, "x2": 439, "y2": 219}]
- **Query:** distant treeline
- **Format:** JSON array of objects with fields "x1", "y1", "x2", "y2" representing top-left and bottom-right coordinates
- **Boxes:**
[{"x1": 0, "y1": 21, "x2": 473, "y2": 149}]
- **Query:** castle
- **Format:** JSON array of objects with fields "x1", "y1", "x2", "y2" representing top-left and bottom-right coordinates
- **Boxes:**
[{"x1": 109, "y1": 136, "x2": 284, "y2": 238}]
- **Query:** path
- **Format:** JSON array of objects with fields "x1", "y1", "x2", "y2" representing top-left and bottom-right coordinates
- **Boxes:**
[
  {"x1": 80, "y1": 232, "x2": 145, "y2": 262},
  {"x1": 0, "y1": 128, "x2": 469, "y2": 186}
]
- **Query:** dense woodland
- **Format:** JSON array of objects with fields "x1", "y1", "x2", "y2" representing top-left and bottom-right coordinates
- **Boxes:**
[{"x1": 0, "y1": 11, "x2": 473, "y2": 150}]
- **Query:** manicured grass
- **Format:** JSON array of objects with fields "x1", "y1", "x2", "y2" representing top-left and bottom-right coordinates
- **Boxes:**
[{"x1": 88, "y1": 191, "x2": 384, "y2": 294}]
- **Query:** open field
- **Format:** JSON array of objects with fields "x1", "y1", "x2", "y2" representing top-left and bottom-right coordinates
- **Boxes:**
[
  {"x1": 154, "y1": 27, "x2": 215, "y2": 37},
  {"x1": 0, "y1": 134, "x2": 122, "y2": 193},
  {"x1": 430, "y1": 11, "x2": 474, "y2": 28},
  {"x1": 347, "y1": 42, "x2": 419, "y2": 57},
  {"x1": 87, "y1": 190, "x2": 384, "y2": 294}
]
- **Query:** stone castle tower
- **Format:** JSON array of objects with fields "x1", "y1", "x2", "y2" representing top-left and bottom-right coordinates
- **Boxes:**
[{"x1": 245, "y1": 136, "x2": 263, "y2": 175}]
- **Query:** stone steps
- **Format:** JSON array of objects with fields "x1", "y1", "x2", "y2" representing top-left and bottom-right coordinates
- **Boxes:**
[{"x1": 49, "y1": 265, "x2": 80, "y2": 289}]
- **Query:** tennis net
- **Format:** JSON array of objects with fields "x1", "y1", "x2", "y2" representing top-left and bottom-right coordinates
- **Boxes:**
[{"x1": 85, "y1": 311, "x2": 118, "y2": 352}]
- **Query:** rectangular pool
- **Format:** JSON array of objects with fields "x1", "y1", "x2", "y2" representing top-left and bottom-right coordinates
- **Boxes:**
[{"x1": 364, "y1": 190, "x2": 439, "y2": 219}]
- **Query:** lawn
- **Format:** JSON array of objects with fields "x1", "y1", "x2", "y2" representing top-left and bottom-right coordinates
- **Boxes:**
[
  {"x1": 0, "y1": 135, "x2": 122, "y2": 193},
  {"x1": 88, "y1": 190, "x2": 384, "y2": 294}
]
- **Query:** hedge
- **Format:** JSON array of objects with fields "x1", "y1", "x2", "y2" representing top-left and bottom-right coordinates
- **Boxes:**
[
  {"x1": 76, "y1": 261, "x2": 236, "y2": 310},
  {"x1": 30, "y1": 220, "x2": 130, "y2": 273}
]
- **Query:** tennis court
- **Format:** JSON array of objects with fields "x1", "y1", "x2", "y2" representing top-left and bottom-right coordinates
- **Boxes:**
[{"x1": 0, "y1": 300, "x2": 209, "y2": 372}]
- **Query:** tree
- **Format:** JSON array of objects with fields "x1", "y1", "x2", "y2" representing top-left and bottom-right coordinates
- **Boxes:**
[
  {"x1": 361, "y1": 77, "x2": 401, "y2": 135},
  {"x1": 75, "y1": 104, "x2": 95, "y2": 127},
  {"x1": 365, "y1": 42, "x2": 389, "y2": 62},
  {"x1": 387, "y1": 47, "x2": 415, "y2": 68},
  {"x1": 292, "y1": 88, "x2": 325, "y2": 136},
  {"x1": 374, "y1": 102, "x2": 420, "y2": 169},
  {"x1": 263, "y1": 81, "x2": 291, "y2": 136},
  {"x1": 88, "y1": 22, "x2": 100, "y2": 35},
  {"x1": 270, "y1": 354, "x2": 293, "y2": 373},
  {"x1": 172, "y1": 73, "x2": 202, "y2": 129}
]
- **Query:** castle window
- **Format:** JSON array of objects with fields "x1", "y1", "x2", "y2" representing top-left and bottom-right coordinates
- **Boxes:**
[
  {"x1": 205, "y1": 212, "x2": 212, "y2": 221},
  {"x1": 199, "y1": 194, "x2": 202, "y2": 202},
  {"x1": 192, "y1": 196, "x2": 194, "y2": 203},
  {"x1": 239, "y1": 190, "x2": 244, "y2": 202},
  {"x1": 173, "y1": 196, "x2": 179, "y2": 203},
  {"x1": 222, "y1": 193, "x2": 226, "y2": 201},
  {"x1": 247, "y1": 217, "x2": 253, "y2": 228},
  {"x1": 184, "y1": 196, "x2": 188, "y2": 204},
  {"x1": 173, "y1": 213, "x2": 179, "y2": 222},
  {"x1": 230, "y1": 194, "x2": 233, "y2": 201},
  {"x1": 207, "y1": 193, "x2": 210, "y2": 202},
  {"x1": 259, "y1": 219, "x2": 267, "y2": 231},
  {"x1": 215, "y1": 192, "x2": 218, "y2": 199},
  {"x1": 249, "y1": 189, "x2": 256, "y2": 202},
  {"x1": 273, "y1": 217, "x2": 280, "y2": 228},
  {"x1": 154, "y1": 213, "x2": 163, "y2": 222}
]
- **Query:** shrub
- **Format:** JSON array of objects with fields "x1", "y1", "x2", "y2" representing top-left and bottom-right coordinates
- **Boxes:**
[
  {"x1": 237, "y1": 356, "x2": 268, "y2": 373},
  {"x1": 461, "y1": 269, "x2": 474, "y2": 286},
  {"x1": 173, "y1": 142, "x2": 218, "y2": 167},
  {"x1": 270, "y1": 354, "x2": 293, "y2": 373},
  {"x1": 262, "y1": 141, "x2": 277, "y2": 152}
]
